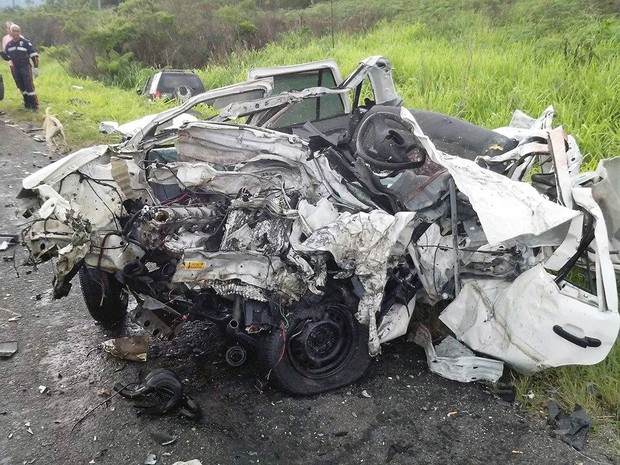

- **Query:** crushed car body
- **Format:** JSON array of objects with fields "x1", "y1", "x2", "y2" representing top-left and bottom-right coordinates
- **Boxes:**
[{"x1": 18, "y1": 56, "x2": 620, "y2": 394}]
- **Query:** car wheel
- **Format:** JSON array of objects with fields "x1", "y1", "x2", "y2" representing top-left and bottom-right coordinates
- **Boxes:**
[
  {"x1": 258, "y1": 300, "x2": 370, "y2": 395},
  {"x1": 78, "y1": 267, "x2": 128, "y2": 325}
]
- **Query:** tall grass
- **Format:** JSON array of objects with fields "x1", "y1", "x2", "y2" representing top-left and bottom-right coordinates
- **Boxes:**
[
  {"x1": 200, "y1": 20, "x2": 619, "y2": 166},
  {"x1": 514, "y1": 342, "x2": 620, "y2": 452}
]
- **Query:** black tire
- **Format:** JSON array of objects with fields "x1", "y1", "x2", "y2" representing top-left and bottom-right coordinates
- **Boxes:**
[
  {"x1": 258, "y1": 299, "x2": 370, "y2": 395},
  {"x1": 78, "y1": 267, "x2": 128, "y2": 325}
]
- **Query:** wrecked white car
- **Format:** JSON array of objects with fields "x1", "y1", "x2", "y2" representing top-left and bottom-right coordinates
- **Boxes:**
[{"x1": 18, "y1": 56, "x2": 619, "y2": 394}]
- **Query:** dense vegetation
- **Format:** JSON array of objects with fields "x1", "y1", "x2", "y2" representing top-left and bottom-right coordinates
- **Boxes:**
[
  {"x1": 3, "y1": 0, "x2": 619, "y2": 86},
  {"x1": 1, "y1": 0, "x2": 618, "y2": 449}
]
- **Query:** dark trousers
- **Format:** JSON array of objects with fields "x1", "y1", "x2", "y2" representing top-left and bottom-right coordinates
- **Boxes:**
[{"x1": 11, "y1": 64, "x2": 38, "y2": 110}]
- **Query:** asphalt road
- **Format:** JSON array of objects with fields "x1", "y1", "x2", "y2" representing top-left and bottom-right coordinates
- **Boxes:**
[{"x1": 0, "y1": 119, "x2": 617, "y2": 465}]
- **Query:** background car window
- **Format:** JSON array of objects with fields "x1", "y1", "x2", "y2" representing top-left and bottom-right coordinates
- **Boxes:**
[{"x1": 160, "y1": 74, "x2": 205, "y2": 94}]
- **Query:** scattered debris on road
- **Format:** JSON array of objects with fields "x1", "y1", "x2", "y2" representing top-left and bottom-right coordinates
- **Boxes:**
[
  {"x1": 0, "y1": 341, "x2": 18, "y2": 358},
  {"x1": 548, "y1": 401, "x2": 592, "y2": 451},
  {"x1": 150, "y1": 431, "x2": 177, "y2": 446},
  {"x1": 495, "y1": 382, "x2": 516, "y2": 403},
  {"x1": 101, "y1": 335, "x2": 148, "y2": 362},
  {"x1": 115, "y1": 368, "x2": 202, "y2": 420},
  {"x1": 25, "y1": 422, "x2": 34, "y2": 435},
  {"x1": 0, "y1": 233, "x2": 18, "y2": 250},
  {"x1": 412, "y1": 324, "x2": 504, "y2": 383},
  {"x1": 96, "y1": 387, "x2": 111, "y2": 398}
]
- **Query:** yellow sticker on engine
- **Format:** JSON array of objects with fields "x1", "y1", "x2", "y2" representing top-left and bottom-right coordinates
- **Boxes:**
[{"x1": 183, "y1": 261, "x2": 206, "y2": 270}]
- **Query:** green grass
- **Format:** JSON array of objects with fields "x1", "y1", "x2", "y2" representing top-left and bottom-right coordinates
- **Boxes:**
[
  {"x1": 198, "y1": 21, "x2": 620, "y2": 167},
  {"x1": 2, "y1": 1, "x2": 619, "y2": 448},
  {"x1": 514, "y1": 341, "x2": 620, "y2": 451}
]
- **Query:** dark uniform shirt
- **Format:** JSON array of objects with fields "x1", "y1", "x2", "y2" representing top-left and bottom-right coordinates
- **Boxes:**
[{"x1": 2, "y1": 37, "x2": 38, "y2": 68}]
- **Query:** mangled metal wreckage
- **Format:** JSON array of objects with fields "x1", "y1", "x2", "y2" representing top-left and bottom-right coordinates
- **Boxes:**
[{"x1": 19, "y1": 56, "x2": 620, "y2": 394}]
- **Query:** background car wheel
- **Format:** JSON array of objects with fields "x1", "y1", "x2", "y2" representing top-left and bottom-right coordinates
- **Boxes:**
[
  {"x1": 258, "y1": 300, "x2": 370, "y2": 395},
  {"x1": 78, "y1": 267, "x2": 128, "y2": 325}
]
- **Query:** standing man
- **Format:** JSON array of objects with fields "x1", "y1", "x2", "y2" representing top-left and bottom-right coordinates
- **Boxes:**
[{"x1": 1, "y1": 24, "x2": 39, "y2": 111}]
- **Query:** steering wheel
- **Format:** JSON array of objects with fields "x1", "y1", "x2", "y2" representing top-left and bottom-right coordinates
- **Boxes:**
[{"x1": 353, "y1": 109, "x2": 426, "y2": 171}]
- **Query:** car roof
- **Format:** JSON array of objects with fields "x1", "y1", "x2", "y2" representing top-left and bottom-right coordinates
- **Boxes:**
[{"x1": 156, "y1": 69, "x2": 200, "y2": 75}]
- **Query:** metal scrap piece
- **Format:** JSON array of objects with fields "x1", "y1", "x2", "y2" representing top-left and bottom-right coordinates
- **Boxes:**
[
  {"x1": 150, "y1": 432, "x2": 177, "y2": 446},
  {"x1": 0, "y1": 341, "x2": 18, "y2": 358},
  {"x1": 411, "y1": 325, "x2": 503, "y2": 383},
  {"x1": 0, "y1": 234, "x2": 18, "y2": 251}
]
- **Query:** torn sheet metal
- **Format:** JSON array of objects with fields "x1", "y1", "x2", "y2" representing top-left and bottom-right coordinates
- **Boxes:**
[
  {"x1": 403, "y1": 108, "x2": 579, "y2": 246},
  {"x1": 409, "y1": 225, "x2": 453, "y2": 302},
  {"x1": 101, "y1": 112, "x2": 198, "y2": 137},
  {"x1": 21, "y1": 145, "x2": 110, "y2": 192},
  {"x1": 295, "y1": 210, "x2": 416, "y2": 355},
  {"x1": 571, "y1": 187, "x2": 618, "y2": 313},
  {"x1": 591, "y1": 157, "x2": 620, "y2": 273},
  {"x1": 439, "y1": 265, "x2": 619, "y2": 374},
  {"x1": 412, "y1": 325, "x2": 503, "y2": 383},
  {"x1": 297, "y1": 198, "x2": 340, "y2": 232},
  {"x1": 151, "y1": 158, "x2": 319, "y2": 202},
  {"x1": 377, "y1": 300, "x2": 415, "y2": 344},
  {"x1": 548, "y1": 127, "x2": 573, "y2": 209},
  {"x1": 176, "y1": 122, "x2": 310, "y2": 165},
  {"x1": 543, "y1": 214, "x2": 584, "y2": 272},
  {"x1": 120, "y1": 79, "x2": 273, "y2": 152}
]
